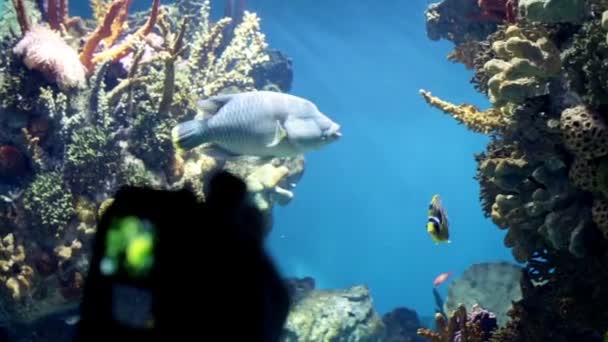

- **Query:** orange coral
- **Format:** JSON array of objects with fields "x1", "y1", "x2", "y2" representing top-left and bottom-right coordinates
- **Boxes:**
[
  {"x1": 79, "y1": 0, "x2": 160, "y2": 73},
  {"x1": 79, "y1": 0, "x2": 130, "y2": 72},
  {"x1": 91, "y1": 0, "x2": 160, "y2": 65},
  {"x1": 46, "y1": 0, "x2": 81, "y2": 32}
]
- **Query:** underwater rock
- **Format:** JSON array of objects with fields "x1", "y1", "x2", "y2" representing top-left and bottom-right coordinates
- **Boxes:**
[
  {"x1": 0, "y1": 145, "x2": 27, "y2": 179},
  {"x1": 445, "y1": 262, "x2": 522, "y2": 327},
  {"x1": 252, "y1": 49, "x2": 294, "y2": 92},
  {"x1": 518, "y1": 0, "x2": 587, "y2": 24},
  {"x1": 285, "y1": 277, "x2": 316, "y2": 304},
  {"x1": 484, "y1": 25, "x2": 561, "y2": 106},
  {"x1": 425, "y1": 0, "x2": 500, "y2": 45},
  {"x1": 538, "y1": 203, "x2": 590, "y2": 251},
  {"x1": 382, "y1": 307, "x2": 426, "y2": 342},
  {"x1": 282, "y1": 285, "x2": 385, "y2": 342}
]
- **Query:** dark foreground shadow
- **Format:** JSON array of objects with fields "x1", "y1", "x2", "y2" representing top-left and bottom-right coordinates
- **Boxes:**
[{"x1": 72, "y1": 170, "x2": 290, "y2": 342}]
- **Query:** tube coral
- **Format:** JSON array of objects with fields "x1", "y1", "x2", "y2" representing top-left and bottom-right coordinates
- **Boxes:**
[{"x1": 80, "y1": 0, "x2": 160, "y2": 73}]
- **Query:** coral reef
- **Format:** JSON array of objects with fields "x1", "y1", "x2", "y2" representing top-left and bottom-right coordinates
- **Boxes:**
[
  {"x1": 444, "y1": 262, "x2": 522, "y2": 326},
  {"x1": 282, "y1": 281, "x2": 385, "y2": 341},
  {"x1": 423, "y1": 0, "x2": 608, "y2": 338},
  {"x1": 0, "y1": 0, "x2": 304, "y2": 327}
]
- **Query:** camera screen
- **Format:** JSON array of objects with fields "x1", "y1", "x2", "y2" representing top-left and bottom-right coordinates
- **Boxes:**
[{"x1": 100, "y1": 215, "x2": 157, "y2": 280}]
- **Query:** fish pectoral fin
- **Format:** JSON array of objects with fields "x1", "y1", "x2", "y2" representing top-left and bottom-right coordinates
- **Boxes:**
[{"x1": 266, "y1": 121, "x2": 288, "y2": 148}]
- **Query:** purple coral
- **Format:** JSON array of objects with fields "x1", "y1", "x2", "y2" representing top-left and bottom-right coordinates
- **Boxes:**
[
  {"x1": 469, "y1": 304, "x2": 498, "y2": 340},
  {"x1": 454, "y1": 304, "x2": 498, "y2": 342}
]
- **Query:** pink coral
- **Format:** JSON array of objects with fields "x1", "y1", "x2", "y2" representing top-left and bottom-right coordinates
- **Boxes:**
[{"x1": 13, "y1": 25, "x2": 86, "y2": 90}]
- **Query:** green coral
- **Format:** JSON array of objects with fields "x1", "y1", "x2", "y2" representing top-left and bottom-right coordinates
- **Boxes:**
[
  {"x1": 64, "y1": 126, "x2": 120, "y2": 194},
  {"x1": 518, "y1": 0, "x2": 587, "y2": 24},
  {"x1": 0, "y1": 37, "x2": 50, "y2": 114},
  {"x1": 563, "y1": 19, "x2": 608, "y2": 111},
  {"x1": 61, "y1": 63, "x2": 121, "y2": 195},
  {"x1": 120, "y1": 157, "x2": 157, "y2": 188},
  {"x1": 23, "y1": 170, "x2": 75, "y2": 232},
  {"x1": 0, "y1": 0, "x2": 41, "y2": 39}
]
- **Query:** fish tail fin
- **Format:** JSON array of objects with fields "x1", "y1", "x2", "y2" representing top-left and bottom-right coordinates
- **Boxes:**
[{"x1": 172, "y1": 119, "x2": 208, "y2": 151}]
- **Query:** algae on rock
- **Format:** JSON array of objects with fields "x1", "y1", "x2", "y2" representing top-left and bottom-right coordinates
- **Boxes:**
[{"x1": 282, "y1": 285, "x2": 385, "y2": 342}]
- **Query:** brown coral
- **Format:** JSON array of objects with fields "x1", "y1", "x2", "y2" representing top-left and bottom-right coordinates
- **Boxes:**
[
  {"x1": 447, "y1": 41, "x2": 482, "y2": 69},
  {"x1": 419, "y1": 89, "x2": 509, "y2": 134},
  {"x1": 592, "y1": 198, "x2": 608, "y2": 238},
  {"x1": 568, "y1": 157, "x2": 599, "y2": 193},
  {"x1": 13, "y1": 25, "x2": 87, "y2": 90},
  {"x1": 0, "y1": 145, "x2": 27, "y2": 179},
  {"x1": 560, "y1": 105, "x2": 608, "y2": 160}
]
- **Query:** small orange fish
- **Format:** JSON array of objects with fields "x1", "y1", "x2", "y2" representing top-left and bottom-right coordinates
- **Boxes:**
[{"x1": 433, "y1": 272, "x2": 452, "y2": 287}]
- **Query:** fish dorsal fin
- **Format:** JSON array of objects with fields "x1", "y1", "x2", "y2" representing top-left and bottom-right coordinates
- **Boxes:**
[
  {"x1": 266, "y1": 121, "x2": 288, "y2": 148},
  {"x1": 197, "y1": 94, "x2": 234, "y2": 115}
]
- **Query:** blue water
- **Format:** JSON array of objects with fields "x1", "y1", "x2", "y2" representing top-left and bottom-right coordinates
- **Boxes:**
[{"x1": 72, "y1": 0, "x2": 516, "y2": 318}]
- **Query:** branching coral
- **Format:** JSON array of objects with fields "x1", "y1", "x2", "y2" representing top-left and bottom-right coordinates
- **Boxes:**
[
  {"x1": 79, "y1": 0, "x2": 160, "y2": 73},
  {"x1": 189, "y1": 0, "x2": 270, "y2": 97},
  {"x1": 420, "y1": 89, "x2": 510, "y2": 134}
]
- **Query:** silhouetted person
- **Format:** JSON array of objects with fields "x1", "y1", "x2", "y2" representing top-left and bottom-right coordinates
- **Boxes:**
[{"x1": 73, "y1": 171, "x2": 290, "y2": 342}]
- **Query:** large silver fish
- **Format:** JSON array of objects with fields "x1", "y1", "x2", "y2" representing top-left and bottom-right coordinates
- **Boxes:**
[{"x1": 171, "y1": 91, "x2": 342, "y2": 158}]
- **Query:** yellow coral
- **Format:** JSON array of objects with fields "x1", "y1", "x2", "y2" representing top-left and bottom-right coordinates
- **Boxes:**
[
  {"x1": 0, "y1": 234, "x2": 34, "y2": 299},
  {"x1": 245, "y1": 164, "x2": 293, "y2": 211},
  {"x1": 419, "y1": 89, "x2": 510, "y2": 134},
  {"x1": 54, "y1": 239, "x2": 83, "y2": 266},
  {"x1": 90, "y1": 0, "x2": 110, "y2": 25}
]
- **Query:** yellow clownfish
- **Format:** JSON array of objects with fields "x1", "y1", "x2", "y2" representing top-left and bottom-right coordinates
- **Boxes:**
[{"x1": 427, "y1": 194, "x2": 451, "y2": 244}]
